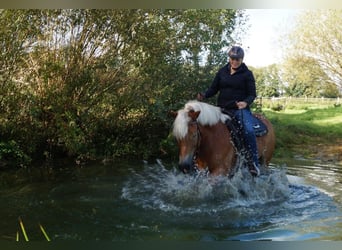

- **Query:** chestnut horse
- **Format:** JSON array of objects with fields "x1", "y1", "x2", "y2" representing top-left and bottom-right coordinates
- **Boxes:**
[{"x1": 171, "y1": 100, "x2": 275, "y2": 176}]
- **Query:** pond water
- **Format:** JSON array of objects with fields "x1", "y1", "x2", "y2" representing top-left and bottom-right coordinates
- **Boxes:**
[{"x1": 1, "y1": 156, "x2": 342, "y2": 241}]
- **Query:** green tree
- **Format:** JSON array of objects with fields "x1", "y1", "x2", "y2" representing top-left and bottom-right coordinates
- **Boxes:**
[
  {"x1": 0, "y1": 10, "x2": 43, "y2": 166},
  {"x1": 282, "y1": 57, "x2": 335, "y2": 97},
  {"x1": 252, "y1": 64, "x2": 282, "y2": 97},
  {"x1": 282, "y1": 10, "x2": 342, "y2": 96},
  {"x1": 0, "y1": 9, "x2": 244, "y2": 166}
]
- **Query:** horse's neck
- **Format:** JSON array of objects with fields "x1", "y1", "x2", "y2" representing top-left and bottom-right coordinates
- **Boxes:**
[
  {"x1": 198, "y1": 122, "x2": 235, "y2": 175},
  {"x1": 199, "y1": 122, "x2": 231, "y2": 148}
]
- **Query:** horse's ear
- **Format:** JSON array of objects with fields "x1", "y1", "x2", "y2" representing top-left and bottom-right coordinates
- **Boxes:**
[
  {"x1": 169, "y1": 110, "x2": 178, "y2": 118},
  {"x1": 189, "y1": 110, "x2": 200, "y2": 120}
]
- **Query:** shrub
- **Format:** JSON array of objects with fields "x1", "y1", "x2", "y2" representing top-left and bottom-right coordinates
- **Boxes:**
[{"x1": 0, "y1": 140, "x2": 31, "y2": 168}]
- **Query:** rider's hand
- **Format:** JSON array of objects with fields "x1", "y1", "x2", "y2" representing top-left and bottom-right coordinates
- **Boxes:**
[
  {"x1": 236, "y1": 101, "x2": 247, "y2": 109},
  {"x1": 197, "y1": 93, "x2": 204, "y2": 101}
]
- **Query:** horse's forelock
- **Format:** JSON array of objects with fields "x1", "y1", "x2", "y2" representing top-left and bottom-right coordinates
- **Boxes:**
[
  {"x1": 172, "y1": 101, "x2": 228, "y2": 139},
  {"x1": 172, "y1": 109, "x2": 191, "y2": 139},
  {"x1": 185, "y1": 101, "x2": 227, "y2": 126}
]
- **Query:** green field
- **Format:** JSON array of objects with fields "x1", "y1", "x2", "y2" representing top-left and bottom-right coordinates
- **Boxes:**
[
  {"x1": 259, "y1": 97, "x2": 341, "y2": 111},
  {"x1": 263, "y1": 102, "x2": 342, "y2": 159}
]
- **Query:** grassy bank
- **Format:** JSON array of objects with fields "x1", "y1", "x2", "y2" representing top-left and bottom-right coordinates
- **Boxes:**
[{"x1": 263, "y1": 105, "x2": 342, "y2": 159}]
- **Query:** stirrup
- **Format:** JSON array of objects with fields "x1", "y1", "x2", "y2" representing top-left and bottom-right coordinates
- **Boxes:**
[{"x1": 249, "y1": 163, "x2": 260, "y2": 177}]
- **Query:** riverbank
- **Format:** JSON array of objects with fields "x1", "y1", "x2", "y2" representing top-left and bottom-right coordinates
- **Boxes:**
[
  {"x1": 0, "y1": 105, "x2": 341, "y2": 170},
  {"x1": 264, "y1": 105, "x2": 342, "y2": 163}
]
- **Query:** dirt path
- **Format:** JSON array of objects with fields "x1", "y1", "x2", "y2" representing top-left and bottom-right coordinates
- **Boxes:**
[{"x1": 310, "y1": 139, "x2": 342, "y2": 163}]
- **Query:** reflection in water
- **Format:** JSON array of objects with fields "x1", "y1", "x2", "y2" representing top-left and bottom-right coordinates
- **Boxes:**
[
  {"x1": 0, "y1": 158, "x2": 342, "y2": 241},
  {"x1": 285, "y1": 158, "x2": 342, "y2": 203}
]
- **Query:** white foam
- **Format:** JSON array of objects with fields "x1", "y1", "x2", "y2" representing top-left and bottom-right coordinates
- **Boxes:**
[{"x1": 121, "y1": 160, "x2": 291, "y2": 214}]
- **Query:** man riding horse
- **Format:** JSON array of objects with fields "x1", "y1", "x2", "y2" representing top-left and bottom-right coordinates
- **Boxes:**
[{"x1": 197, "y1": 46, "x2": 260, "y2": 176}]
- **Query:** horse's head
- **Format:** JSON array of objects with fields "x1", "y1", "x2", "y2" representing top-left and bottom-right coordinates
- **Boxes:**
[
  {"x1": 171, "y1": 109, "x2": 201, "y2": 174},
  {"x1": 171, "y1": 101, "x2": 230, "y2": 175}
]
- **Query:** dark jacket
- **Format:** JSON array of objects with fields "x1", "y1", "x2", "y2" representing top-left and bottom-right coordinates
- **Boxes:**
[{"x1": 202, "y1": 63, "x2": 256, "y2": 109}]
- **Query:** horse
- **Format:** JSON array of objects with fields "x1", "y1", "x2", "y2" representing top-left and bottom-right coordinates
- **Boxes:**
[{"x1": 171, "y1": 100, "x2": 275, "y2": 177}]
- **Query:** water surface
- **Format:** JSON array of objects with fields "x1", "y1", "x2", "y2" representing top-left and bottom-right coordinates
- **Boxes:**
[{"x1": 0, "y1": 157, "x2": 341, "y2": 241}]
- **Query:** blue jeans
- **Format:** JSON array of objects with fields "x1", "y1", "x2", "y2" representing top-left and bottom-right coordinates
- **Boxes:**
[{"x1": 232, "y1": 109, "x2": 259, "y2": 167}]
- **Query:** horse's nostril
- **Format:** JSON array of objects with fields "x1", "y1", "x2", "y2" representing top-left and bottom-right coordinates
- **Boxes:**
[
  {"x1": 179, "y1": 162, "x2": 190, "y2": 174},
  {"x1": 179, "y1": 161, "x2": 198, "y2": 175}
]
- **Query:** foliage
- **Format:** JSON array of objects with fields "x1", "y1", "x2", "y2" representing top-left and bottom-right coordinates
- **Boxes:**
[
  {"x1": 281, "y1": 57, "x2": 337, "y2": 97},
  {"x1": 2, "y1": 9, "x2": 342, "y2": 169},
  {"x1": 0, "y1": 140, "x2": 31, "y2": 168},
  {"x1": 251, "y1": 64, "x2": 282, "y2": 97},
  {"x1": 0, "y1": 9, "x2": 243, "y2": 167},
  {"x1": 281, "y1": 10, "x2": 342, "y2": 97}
]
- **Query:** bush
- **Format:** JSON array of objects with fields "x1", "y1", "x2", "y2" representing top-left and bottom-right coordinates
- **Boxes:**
[{"x1": 0, "y1": 140, "x2": 31, "y2": 168}]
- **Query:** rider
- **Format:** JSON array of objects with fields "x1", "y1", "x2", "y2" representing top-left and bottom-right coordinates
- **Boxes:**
[{"x1": 197, "y1": 45, "x2": 260, "y2": 176}]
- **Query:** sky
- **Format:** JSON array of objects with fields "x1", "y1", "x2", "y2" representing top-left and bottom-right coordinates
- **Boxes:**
[{"x1": 240, "y1": 9, "x2": 303, "y2": 68}]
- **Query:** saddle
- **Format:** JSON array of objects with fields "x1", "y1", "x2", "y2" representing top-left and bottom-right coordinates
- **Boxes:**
[{"x1": 251, "y1": 116, "x2": 268, "y2": 137}]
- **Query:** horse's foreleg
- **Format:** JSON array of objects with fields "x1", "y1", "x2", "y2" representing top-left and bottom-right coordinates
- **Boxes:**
[
  {"x1": 208, "y1": 152, "x2": 234, "y2": 176},
  {"x1": 210, "y1": 166, "x2": 228, "y2": 176},
  {"x1": 194, "y1": 158, "x2": 207, "y2": 171}
]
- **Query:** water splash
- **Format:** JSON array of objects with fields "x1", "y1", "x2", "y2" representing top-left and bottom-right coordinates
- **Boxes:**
[{"x1": 121, "y1": 160, "x2": 291, "y2": 215}]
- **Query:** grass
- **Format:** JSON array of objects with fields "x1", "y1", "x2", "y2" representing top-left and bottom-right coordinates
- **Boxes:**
[
  {"x1": 263, "y1": 105, "x2": 342, "y2": 159},
  {"x1": 16, "y1": 217, "x2": 51, "y2": 241}
]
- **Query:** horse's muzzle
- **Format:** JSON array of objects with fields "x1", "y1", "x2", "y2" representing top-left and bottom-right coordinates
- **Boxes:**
[{"x1": 178, "y1": 161, "x2": 197, "y2": 174}]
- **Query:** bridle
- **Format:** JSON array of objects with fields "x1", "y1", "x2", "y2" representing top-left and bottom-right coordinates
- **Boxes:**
[{"x1": 189, "y1": 119, "x2": 201, "y2": 173}]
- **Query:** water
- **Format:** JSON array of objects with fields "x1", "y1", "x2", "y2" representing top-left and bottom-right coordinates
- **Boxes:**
[{"x1": 0, "y1": 157, "x2": 342, "y2": 241}]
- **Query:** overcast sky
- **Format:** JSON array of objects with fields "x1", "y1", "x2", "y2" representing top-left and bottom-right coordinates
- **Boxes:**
[{"x1": 240, "y1": 9, "x2": 303, "y2": 68}]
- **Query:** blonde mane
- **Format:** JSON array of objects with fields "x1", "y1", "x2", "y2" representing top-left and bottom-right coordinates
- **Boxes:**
[{"x1": 172, "y1": 100, "x2": 229, "y2": 139}]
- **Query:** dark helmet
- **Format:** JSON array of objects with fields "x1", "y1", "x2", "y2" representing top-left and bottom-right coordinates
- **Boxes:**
[{"x1": 228, "y1": 46, "x2": 244, "y2": 59}]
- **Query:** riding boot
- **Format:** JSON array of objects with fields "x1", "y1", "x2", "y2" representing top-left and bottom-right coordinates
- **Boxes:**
[
  {"x1": 249, "y1": 162, "x2": 260, "y2": 177},
  {"x1": 242, "y1": 148, "x2": 260, "y2": 177}
]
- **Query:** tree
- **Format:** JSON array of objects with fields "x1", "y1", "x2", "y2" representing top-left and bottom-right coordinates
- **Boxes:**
[
  {"x1": 0, "y1": 9, "x2": 244, "y2": 165},
  {"x1": 281, "y1": 57, "x2": 332, "y2": 97},
  {"x1": 252, "y1": 64, "x2": 282, "y2": 97},
  {"x1": 282, "y1": 10, "x2": 342, "y2": 96}
]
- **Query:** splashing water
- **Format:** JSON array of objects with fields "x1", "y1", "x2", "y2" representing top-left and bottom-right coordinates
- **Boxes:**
[
  {"x1": 1, "y1": 158, "x2": 341, "y2": 240},
  {"x1": 121, "y1": 160, "x2": 291, "y2": 215},
  {"x1": 120, "y1": 159, "x2": 341, "y2": 240}
]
